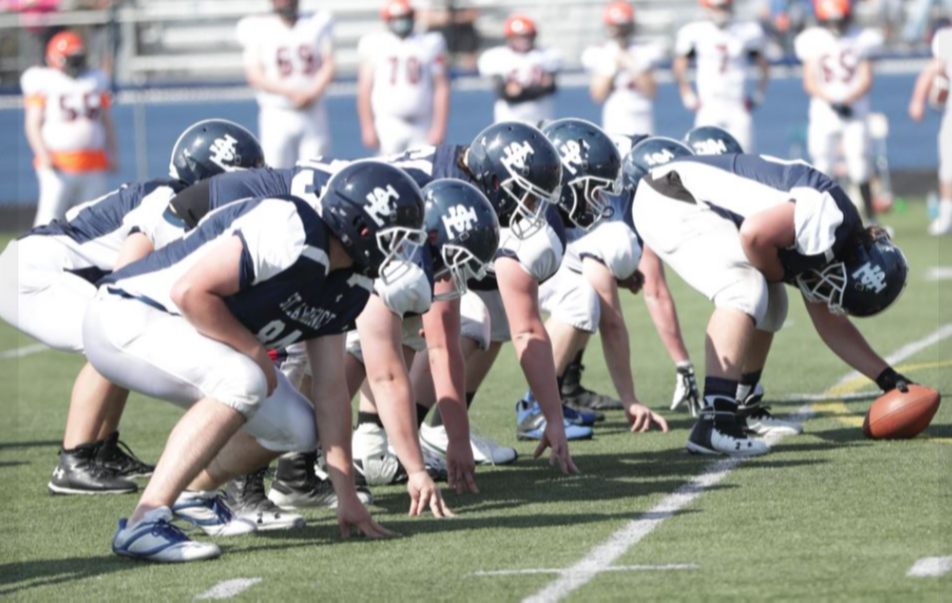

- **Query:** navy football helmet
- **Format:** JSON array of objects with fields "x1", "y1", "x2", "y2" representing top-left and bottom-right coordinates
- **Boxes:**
[
  {"x1": 797, "y1": 228, "x2": 908, "y2": 317},
  {"x1": 169, "y1": 119, "x2": 265, "y2": 186},
  {"x1": 622, "y1": 136, "x2": 694, "y2": 192},
  {"x1": 320, "y1": 161, "x2": 426, "y2": 280},
  {"x1": 542, "y1": 118, "x2": 622, "y2": 230},
  {"x1": 684, "y1": 125, "x2": 744, "y2": 156},
  {"x1": 422, "y1": 179, "x2": 500, "y2": 301},
  {"x1": 465, "y1": 121, "x2": 562, "y2": 240}
]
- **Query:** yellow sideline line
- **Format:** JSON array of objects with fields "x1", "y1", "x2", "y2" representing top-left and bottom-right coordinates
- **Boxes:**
[{"x1": 811, "y1": 359, "x2": 952, "y2": 443}]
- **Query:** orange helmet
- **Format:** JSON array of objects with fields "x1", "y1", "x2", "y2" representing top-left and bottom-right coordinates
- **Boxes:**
[
  {"x1": 700, "y1": 0, "x2": 732, "y2": 7},
  {"x1": 815, "y1": 0, "x2": 851, "y2": 22},
  {"x1": 46, "y1": 31, "x2": 85, "y2": 70},
  {"x1": 604, "y1": 1, "x2": 634, "y2": 25},
  {"x1": 504, "y1": 15, "x2": 536, "y2": 38},
  {"x1": 380, "y1": 0, "x2": 413, "y2": 21}
]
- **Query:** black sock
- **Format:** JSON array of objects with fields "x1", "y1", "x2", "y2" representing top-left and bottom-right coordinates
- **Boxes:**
[
  {"x1": 703, "y1": 376, "x2": 739, "y2": 409},
  {"x1": 860, "y1": 181, "x2": 874, "y2": 221},
  {"x1": 416, "y1": 404, "x2": 429, "y2": 429},
  {"x1": 465, "y1": 391, "x2": 475, "y2": 409},
  {"x1": 431, "y1": 393, "x2": 476, "y2": 428},
  {"x1": 356, "y1": 411, "x2": 384, "y2": 428},
  {"x1": 736, "y1": 370, "x2": 763, "y2": 402}
]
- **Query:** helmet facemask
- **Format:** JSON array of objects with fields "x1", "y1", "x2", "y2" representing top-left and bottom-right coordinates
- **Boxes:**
[
  {"x1": 433, "y1": 244, "x2": 490, "y2": 301},
  {"x1": 797, "y1": 262, "x2": 847, "y2": 315},
  {"x1": 376, "y1": 226, "x2": 427, "y2": 285},
  {"x1": 563, "y1": 175, "x2": 617, "y2": 230},
  {"x1": 500, "y1": 171, "x2": 558, "y2": 240}
]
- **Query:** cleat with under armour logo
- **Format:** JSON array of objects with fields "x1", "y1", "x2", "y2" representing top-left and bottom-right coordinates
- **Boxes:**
[
  {"x1": 686, "y1": 398, "x2": 770, "y2": 457},
  {"x1": 48, "y1": 444, "x2": 137, "y2": 495}
]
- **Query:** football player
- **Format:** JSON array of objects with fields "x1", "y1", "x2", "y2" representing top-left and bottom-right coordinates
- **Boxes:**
[
  {"x1": 633, "y1": 153, "x2": 911, "y2": 457},
  {"x1": 581, "y1": 2, "x2": 663, "y2": 136},
  {"x1": 237, "y1": 0, "x2": 336, "y2": 169},
  {"x1": 909, "y1": 26, "x2": 952, "y2": 235},
  {"x1": 0, "y1": 120, "x2": 264, "y2": 496},
  {"x1": 89, "y1": 162, "x2": 424, "y2": 562},
  {"x1": 22, "y1": 30, "x2": 117, "y2": 226},
  {"x1": 795, "y1": 0, "x2": 883, "y2": 222},
  {"x1": 357, "y1": 0, "x2": 450, "y2": 155},
  {"x1": 477, "y1": 15, "x2": 562, "y2": 125},
  {"x1": 673, "y1": 0, "x2": 770, "y2": 153}
]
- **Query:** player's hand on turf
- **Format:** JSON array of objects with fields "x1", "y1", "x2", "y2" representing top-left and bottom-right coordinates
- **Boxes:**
[
  {"x1": 252, "y1": 345, "x2": 278, "y2": 396},
  {"x1": 625, "y1": 402, "x2": 669, "y2": 433},
  {"x1": 535, "y1": 422, "x2": 580, "y2": 476},
  {"x1": 361, "y1": 125, "x2": 380, "y2": 150},
  {"x1": 671, "y1": 362, "x2": 700, "y2": 416},
  {"x1": 337, "y1": 493, "x2": 398, "y2": 539},
  {"x1": 445, "y1": 438, "x2": 479, "y2": 495},
  {"x1": 407, "y1": 470, "x2": 455, "y2": 518}
]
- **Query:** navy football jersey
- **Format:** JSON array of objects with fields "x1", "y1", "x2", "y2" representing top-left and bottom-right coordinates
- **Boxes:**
[{"x1": 102, "y1": 195, "x2": 372, "y2": 348}]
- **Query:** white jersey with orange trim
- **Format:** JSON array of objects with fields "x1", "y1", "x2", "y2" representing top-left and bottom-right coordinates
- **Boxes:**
[
  {"x1": 581, "y1": 40, "x2": 663, "y2": 135},
  {"x1": 236, "y1": 11, "x2": 334, "y2": 111},
  {"x1": 20, "y1": 66, "x2": 110, "y2": 172},
  {"x1": 795, "y1": 26, "x2": 883, "y2": 125},
  {"x1": 477, "y1": 45, "x2": 561, "y2": 124},
  {"x1": 358, "y1": 31, "x2": 447, "y2": 121},
  {"x1": 675, "y1": 20, "x2": 766, "y2": 106}
]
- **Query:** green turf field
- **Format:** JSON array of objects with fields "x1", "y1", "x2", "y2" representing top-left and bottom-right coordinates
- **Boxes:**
[{"x1": 1, "y1": 203, "x2": 950, "y2": 601}]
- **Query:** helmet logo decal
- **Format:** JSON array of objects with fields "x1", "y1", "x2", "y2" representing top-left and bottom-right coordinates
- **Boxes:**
[
  {"x1": 643, "y1": 148, "x2": 675, "y2": 166},
  {"x1": 209, "y1": 134, "x2": 239, "y2": 169},
  {"x1": 501, "y1": 140, "x2": 534, "y2": 173},
  {"x1": 558, "y1": 140, "x2": 586, "y2": 176},
  {"x1": 442, "y1": 204, "x2": 479, "y2": 240},
  {"x1": 852, "y1": 262, "x2": 887, "y2": 294},
  {"x1": 692, "y1": 138, "x2": 728, "y2": 155},
  {"x1": 365, "y1": 184, "x2": 400, "y2": 226}
]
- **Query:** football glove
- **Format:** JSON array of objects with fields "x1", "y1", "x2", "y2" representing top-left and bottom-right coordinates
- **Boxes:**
[
  {"x1": 831, "y1": 103, "x2": 854, "y2": 119},
  {"x1": 671, "y1": 361, "x2": 701, "y2": 416},
  {"x1": 875, "y1": 367, "x2": 913, "y2": 393}
]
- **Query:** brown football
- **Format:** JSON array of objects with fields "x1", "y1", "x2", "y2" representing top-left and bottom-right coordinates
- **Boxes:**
[{"x1": 863, "y1": 385, "x2": 941, "y2": 439}]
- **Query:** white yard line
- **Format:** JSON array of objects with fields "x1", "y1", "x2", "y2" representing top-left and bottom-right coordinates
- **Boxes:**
[
  {"x1": 906, "y1": 557, "x2": 952, "y2": 578},
  {"x1": 925, "y1": 267, "x2": 952, "y2": 282},
  {"x1": 522, "y1": 323, "x2": 952, "y2": 603},
  {"x1": 474, "y1": 564, "x2": 697, "y2": 577},
  {"x1": 194, "y1": 578, "x2": 262, "y2": 600},
  {"x1": 0, "y1": 343, "x2": 48, "y2": 360}
]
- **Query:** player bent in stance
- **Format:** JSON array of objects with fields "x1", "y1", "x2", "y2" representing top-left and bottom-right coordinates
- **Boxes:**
[
  {"x1": 0, "y1": 119, "x2": 264, "y2": 495},
  {"x1": 344, "y1": 180, "x2": 499, "y2": 495},
  {"x1": 86, "y1": 162, "x2": 424, "y2": 562},
  {"x1": 795, "y1": 0, "x2": 883, "y2": 224},
  {"x1": 516, "y1": 118, "x2": 667, "y2": 435},
  {"x1": 633, "y1": 153, "x2": 910, "y2": 457}
]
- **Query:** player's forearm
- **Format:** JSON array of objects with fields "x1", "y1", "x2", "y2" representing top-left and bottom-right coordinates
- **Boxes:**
[
  {"x1": 174, "y1": 289, "x2": 262, "y2": 358},
  {"x1": 356, "y1": 83, "x2": 375, "y2": 129},
  {"x1": 113, "y1": 232, "x2": 154, "y2": 271},
  {"x1": 511, "y1": 327, "x2": 563, "y2": 423},
  {"x1": 672, "y1": 57, "x2": 691, "y2": 89},
  {"x1": 370, "y1": 370, "x2": 426, "y2": 474},
  {"x1": 313, "y1": 390, "x2": 362, "y2": 500},
  {"x1": 589, "y1": 76, "x2": 613, "y2": 103},
  {"x1": 805, "y1": 299, "x2": 888, "y2": 379},
  {"x1": 428, "y1": 344, "x2": 470, "y2": 444},
  {"x1": 599, "y1": 309, "x2": 638, "y2": 405},
  {"x1": 24, "y1": 112, "x2": 50, "y2": 161},
  {"x1": 640, "y1": 249, "x2": 690, "y2": 364},
  {"x1": 306, "y1": 60, "x2": 336, "y2": 102},
  {"x1": 843, "y1": 63, "x2": 873, "y2": 106}
]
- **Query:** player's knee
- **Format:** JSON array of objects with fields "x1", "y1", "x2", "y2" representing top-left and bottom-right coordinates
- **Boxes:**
[
  {"x1": 283, "y1": 399, "x2": 318, "y2": 452},
  {"x1": 713, "y1": 271, "x2": 768, "y2": 325},
  {"x1": 759, "y1": 283, "x2": 789, "y2": 333},
  {"x1": 205, "y1": 356, "x2": 269, "y2": 418}
]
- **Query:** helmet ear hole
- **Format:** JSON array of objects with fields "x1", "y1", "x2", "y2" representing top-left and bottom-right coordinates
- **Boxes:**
[{"x1": 491, "y1": 175, "x2": 501, "y2": 192}]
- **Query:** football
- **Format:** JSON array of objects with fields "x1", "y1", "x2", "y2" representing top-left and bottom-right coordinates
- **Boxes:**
[{"x1": 863, "y1": 385, "x2": 942, "y2": 439}]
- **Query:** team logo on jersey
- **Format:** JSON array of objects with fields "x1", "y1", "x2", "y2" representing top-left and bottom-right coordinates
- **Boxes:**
[
  {"x1": 692, "y1": 139, "x2": 729, "y2": 155},
  {"x1": 643, "y1": 148, "x2": 675, "y2": 167},
  {"x1": 558, "y1": 140, "x2": 587, "y2": 176},
  {"x1": 851, "y1": 262, "x2": 887, "y2": 294},
  {"x1": 501, "y1": 140, "x2": 534, "y2": 173},
  {"x1": 442, "y1": 204, "x2": 479, "y2": 240},
  {"x1": 365, "y1": 185, "x2": 400, "y2": 226},
  {"x1": 209, "y1": 134, "x2": 239, "y2": 169}
]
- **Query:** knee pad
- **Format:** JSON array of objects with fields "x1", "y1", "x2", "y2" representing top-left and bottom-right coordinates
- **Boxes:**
[
  {"x1": 712, "y1": 270, "x2": 768, "y2": 326},
  {"x1": 247, "y1": 376, "x2": 318, "y2": 453},
  {"x1": 549, "y1": 278, "x2": 600, "y2": 334},
  {"x1": 204, "y1": 354, "x2": 269, "y2": 419},
  {"x1": 759, "y1": 283, "x2": 789, "y2": 333}
]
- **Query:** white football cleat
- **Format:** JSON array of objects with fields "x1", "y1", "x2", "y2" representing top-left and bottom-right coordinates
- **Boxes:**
[
  {"x1": 113, "y1": 506, "x2": 220, "y2": 563},
  {"x1": 739, "y1": 385, "x2": 804, "y2": 437},
  {"x1": 420, "y1": 423, "x2": 517, "y2": 466},
  {"x1": 224, "y1": 469, "x2": 305, "y2": 531},
  {"x1": 172, "y1": 490, "x2": 257, "y2": 536},
  {"x1": 686, "y1": 399, "x2": 770, "y2": 457}
]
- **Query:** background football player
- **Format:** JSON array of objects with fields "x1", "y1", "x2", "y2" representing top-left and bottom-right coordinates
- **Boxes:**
[
  {"x1": 582, "y1": 2, "x2": 663, "y2": 136},
  {"x1": 477, "y1": 14, "x2": 562, "y2": 125},
  {"x1": 909, "y1": 25, "x2": 952, "y2": 235},
  {"x1": 22, "y1": 30, "x2": 117, "y2": 226},
  {"x1": 673, "y1": 0, "x2": 769, "y2": 153},
  {"x1": 237, "y1": 0, "x2": 336, "y2": 169},
  {"x1": 0, "y1": 120, "x2": 264, "y2": 497},
  {"x1": 633, "y1": 153, "x2": 911, "y2": 457},
  {"x1": 357, "y1": 0, "x2": 450, "y2": 155},
  {"x1": 795, "y1": 0, "x2": 883, "y2": 222}
]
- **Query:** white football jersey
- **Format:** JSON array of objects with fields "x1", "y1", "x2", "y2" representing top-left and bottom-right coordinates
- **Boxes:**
[
  {"x1": 563, "y1": 221, "x2": 642, "y2": 281},
  {"x1": 20, "y1": 67, "x2": 110, "y2": 154},
  {"x1": 237, "y1": 11, "x2": 334, "y2": 111},
  {"x1": 675, "y1": 20, "x2": 766, "y2": 105},
  {"x1": 795, "y1": 26, "x2": 882, "y2": 121},
  {"x1": 581, "y1": 40, "x2": 663, "y2": 135},
  {"x1": 496, "y1": 221, "x2": 565, "y2": 283},
  {"x1": 478, "y1": 45, "x2": 561, "y2": 123},
  {"x1": 358, "y1": 31, "x2": 447, "y2": 121},
  {"x1": 934, "y1": 27, "x2": 952, "y2": 109}
]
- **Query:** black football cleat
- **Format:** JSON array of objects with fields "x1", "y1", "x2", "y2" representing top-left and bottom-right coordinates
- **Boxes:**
[
  {"x1": 686, "y1": 398, "x2": 770, "y2": 457},
  {"x1": 48, "y1": 443, "x2": 138, "y2": 495},
  {"x1": 96, "y1": 431, "x2": 156, "y2": 478}
]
